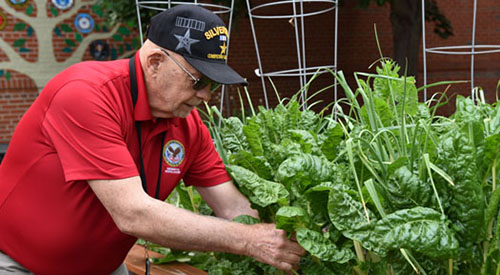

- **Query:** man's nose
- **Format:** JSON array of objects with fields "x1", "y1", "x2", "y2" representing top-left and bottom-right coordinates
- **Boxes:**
[{"x1": 196, "y1": 87, "x2": 212, "y2": 102}]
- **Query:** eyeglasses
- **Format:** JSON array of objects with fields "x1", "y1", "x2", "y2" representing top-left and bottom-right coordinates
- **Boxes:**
[{"x1": 160, "y1": 49, "x2": 220, "y2": 91}]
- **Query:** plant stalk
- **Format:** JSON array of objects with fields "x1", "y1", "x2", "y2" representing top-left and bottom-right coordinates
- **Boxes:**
[
  {"x1": 354, "y1": 240, "x2": 366, "y2": 262},
  {"x1": 187, "y1": 186, "x2": 198, "y2": 213}
]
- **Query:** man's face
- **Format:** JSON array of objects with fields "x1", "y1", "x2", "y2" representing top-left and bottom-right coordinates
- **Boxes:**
[{"x1": 147, "y1": 50, "x2": 214, "y2": 118}]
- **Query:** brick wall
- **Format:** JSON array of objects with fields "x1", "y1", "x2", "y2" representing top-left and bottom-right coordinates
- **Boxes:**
[
  {"x1": 0, "y1": 1, "x2": 137, "y2": 143},
  {"x1": 227, "y1": 0, "x2": 500, "y2": 116},
  {"x1": 0, "y1": 71, "x2": 37, "y2": 140},
  {"x1": 420, "y1": 0, "x2": 500, "y2": 115},
  {"x1": 1, "y1": 0, "x2": 500, "y2": 144}
]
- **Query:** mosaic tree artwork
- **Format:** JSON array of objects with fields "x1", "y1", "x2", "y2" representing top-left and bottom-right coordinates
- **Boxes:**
[{"x1": 0, "y1": 0, "x2": 139, "y2": 90}]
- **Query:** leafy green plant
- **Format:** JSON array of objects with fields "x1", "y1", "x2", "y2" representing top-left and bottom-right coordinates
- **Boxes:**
[
  {"x1": 140, "y1": 51, "x2": 500, "y2": 273},
  {"x1": 183, "y1": 55, "x2": 500, "y2": 274}
]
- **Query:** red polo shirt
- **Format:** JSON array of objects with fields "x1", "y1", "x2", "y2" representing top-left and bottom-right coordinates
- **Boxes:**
[{"x1": 0, "y1": 53, "x2": 230, "y2": 274}]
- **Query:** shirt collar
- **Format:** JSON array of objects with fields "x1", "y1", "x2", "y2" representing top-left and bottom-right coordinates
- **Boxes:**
[{"x1": 133, "y1": 53, "x2": 154, "y2": 122}]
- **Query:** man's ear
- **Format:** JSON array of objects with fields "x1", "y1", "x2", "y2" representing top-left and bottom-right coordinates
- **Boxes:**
[{"x1": 146, "y1": 51, "x2": 164, "y2": 75}]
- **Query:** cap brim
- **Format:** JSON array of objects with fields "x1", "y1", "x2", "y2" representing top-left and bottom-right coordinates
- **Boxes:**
[{"x1": 184, "y1": 56, "x2": 248, "y2": 86}]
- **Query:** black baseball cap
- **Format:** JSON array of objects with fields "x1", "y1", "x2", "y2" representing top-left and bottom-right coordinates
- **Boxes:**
[{"x1": 146, "y1": 5, "x2": 247, "y2": 86}]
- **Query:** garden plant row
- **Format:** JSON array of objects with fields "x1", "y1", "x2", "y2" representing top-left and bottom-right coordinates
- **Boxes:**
[{"x1": 155, "y1": 59, "x2": 500, "y2": 274}]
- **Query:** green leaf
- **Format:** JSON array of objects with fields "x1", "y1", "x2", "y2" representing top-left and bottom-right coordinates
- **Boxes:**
[
  {"x1": 437, "y1": 130, "x2": 485, "y2": 259},
  {"x1": 385, "y1": 250, "x2": 448, "y2": 275},
  {"x1": 60, "y1": 24, "x2": 73, "y2": 32},
  {"x1": 220, "y1": 117, "x2": 248, "y2": 153},
  {"x1": 484, "y1": 133, "x2": 500, "y2": 165},
  {"x1": 64, "y1": 39, "x2": 76, "y2": 47},
  {"x1": 296, "y1": 228, "x2": 355, "y2": 263},
  {"x1": 304, "y1": 183, "x2": 335, "y2": 223},
  {"x1": 13, "y1": 39, "x2": 26, "y2": 47},
  {"x1": 395, "y1": 77, "x2": 418, "y2": 116},
  {"x1": 488, "y1": 104, "x2": 500, "y2": 135},
  {"x1": 360, "y1": 97, "x2": 394, "y2": 127},
  {"x1": 242, "y1": 120, "x2": 264, "y2": 156},
  {"x1": 229, "y1": 151, "x2": 273, "y2": 180},
  {"x1": 62, "y1": 48, "x2": 73, "y2": 53},
  {"x1": 387, "y1": 156, "x2": 408, "y2": 175},
  {"x1": 319, "y1": 123, "x2": 343, "y2": 161},
  {"x1": 327, "y1": 185, "x2": 382, "y2": 255},
  {"x1": 328, "y1": 184, "x2": 375, "y2": 231},
  {"x1": 485, "y1": 187, "x2": 500, "y2": 226},
  {"x1": 0, "y1": 70, "x2": 3, "y2": 77},
  {"x1": 151, "y1": 250, "x2": 194, "y2": 265},
  {"x1": 276, "y1": 206, "x2": 307, "y2": 233},
  {"x1": 228, "y1": 165, "x2": 288, "y2": 208},
  {"x1": 5, "y1": 71, "x2": 10, "y2": 81},
  {"x1": 13, "y1": 23, "x2": 26, "y2": 31},
  {"x1": 298, "y1": 109, "x2": 319, "y2": 130},
  {"x1": 75, "y1": 33, "x2": 83, "y2": 43},
  {"x1": 232, "y1": 215, "x2": 260, "y2": 225},
  {"x1": 373, "y1": 60, "x2": 418, "y2": 116},
  {"x1": 484, "y1": 210, "x2": 500, "y2": 274},
  {"x1": 207, "y1": 256, "x2": 260, "y2": 274},
  {"x1": 299, "y1": 255, "x2": 337, "y2": 274},
  {"x1": 276, "y1": 154, "x2": 334, "y2": 192},
  {"x1": 453, "y1": 96, "x2": 483, "y2": 124},
  {"x1": 289, "y1": 129, "x2": 320, "y2": 155},
  {"x1": 268, "y1": 139, "x2": 302, "y2": 169},
  {"x1": 118, "y1": 26, "x2": 131, "y2": 35},
  {"x1": 171, "y1": 185, "x2": 195, "y2": 212},
  {"x1": 50, "y1": 6, "x2": 58, "y2": 17},
  {"x1": 112, "y1": 34, "x2": 123, "y2": 41},
  {"x1": 386, "y1": 166, "x2": 432, "y2": 210},
  {"x1": 375, "y1": 207, "x2": 459, "y2": 258}
]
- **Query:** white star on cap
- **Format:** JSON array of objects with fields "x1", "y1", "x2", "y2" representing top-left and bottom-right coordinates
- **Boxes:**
[{"x1": 174, "y1": 29, "x2": 199, "y2": 55}]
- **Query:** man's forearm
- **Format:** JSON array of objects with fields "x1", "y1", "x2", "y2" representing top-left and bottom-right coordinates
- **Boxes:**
[
  {"x1": 123, "y1": 197, "x2": 250, "y2": 255},
  {"x1": 195, "y1": 181, "x2": 259, "y2": 220}
]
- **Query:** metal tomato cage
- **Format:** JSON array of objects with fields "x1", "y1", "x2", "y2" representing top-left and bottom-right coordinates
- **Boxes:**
[
  {"x1": 246, "y1": 0, "x2": 339, "y2": 109},
  {"x1": 134, "y1": 0, "x2": 237, "y2": 114},
  {"x1": 421, "y1": 0, "x2": 500, "y2": 100}
]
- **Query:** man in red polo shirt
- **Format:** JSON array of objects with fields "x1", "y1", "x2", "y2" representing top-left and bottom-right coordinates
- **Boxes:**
[{"x1": 0, "y1": 5, "x2": 305, "y2": 275}]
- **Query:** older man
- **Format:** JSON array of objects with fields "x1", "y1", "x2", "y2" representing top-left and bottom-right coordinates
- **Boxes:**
[{"x1": 0, "y1": 5, "x2": 304, "y2": 275}]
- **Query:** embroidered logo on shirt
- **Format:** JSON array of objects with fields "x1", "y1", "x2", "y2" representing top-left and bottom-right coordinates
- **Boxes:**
[{"x1": 163, "y1": 140, "x2": 185, "y2": 167}]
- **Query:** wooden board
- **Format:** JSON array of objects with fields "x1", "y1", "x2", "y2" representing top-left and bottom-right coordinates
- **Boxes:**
[{"x1": 125, "y1": 244, "x2": 207, "y2": 275}]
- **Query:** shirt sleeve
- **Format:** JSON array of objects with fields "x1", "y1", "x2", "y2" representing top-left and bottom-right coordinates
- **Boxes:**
[
  {"x1": 41, "y1": 80, "x2": 138, "y2": 182},
  {"x1": 182, "y1": 112, "x2": 231, "y2": 187}
]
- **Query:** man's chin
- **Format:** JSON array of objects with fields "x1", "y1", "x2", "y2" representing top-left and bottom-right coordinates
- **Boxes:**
[{"x1": 173, "y1": 109, "x2": 192, "y2": 118}]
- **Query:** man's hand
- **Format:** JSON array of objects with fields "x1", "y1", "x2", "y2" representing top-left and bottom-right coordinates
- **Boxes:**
[
  {"x1": 197, "y1": 182, "x2": 305, "y2": 271},
  {"x1": 245, "y1": 223, "x2": 306, "y2": 273}
]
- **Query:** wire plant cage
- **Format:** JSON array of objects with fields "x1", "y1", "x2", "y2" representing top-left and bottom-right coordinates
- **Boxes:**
[
  {"x1": 421, "y1": 0, "x2": 500, "y2": 100},
  {"x1": 246, "y1": 0, "x2": 339, "y2": 109}
]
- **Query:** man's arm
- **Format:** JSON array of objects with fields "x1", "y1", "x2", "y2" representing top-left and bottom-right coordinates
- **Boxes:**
[
  {"x1": 88, "y1": 177, "x2": 305, "y2": 272},
  {"x1": 195, "y1": 180, "x2": 258, "y2": 220}
]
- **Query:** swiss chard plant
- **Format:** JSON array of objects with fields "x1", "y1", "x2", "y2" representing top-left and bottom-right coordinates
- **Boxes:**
[{"x1": 150, "y1": 59, "x2": 500, "y2": 274}]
